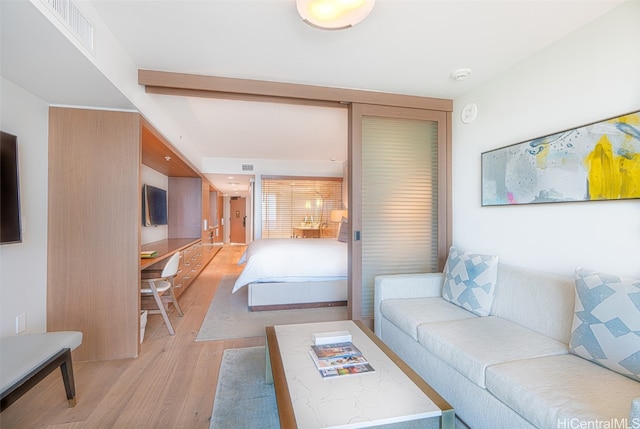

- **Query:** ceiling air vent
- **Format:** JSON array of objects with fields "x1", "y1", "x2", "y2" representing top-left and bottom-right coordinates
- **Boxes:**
[
  {"x1": 41, "y1": 0, "x2": 95, "y2": 53},
  {"x1": 241, "y1": 163, "x2": 254, "y2": 172}
]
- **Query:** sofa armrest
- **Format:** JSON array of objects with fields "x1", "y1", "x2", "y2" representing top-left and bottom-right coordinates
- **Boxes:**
[{"x1": 374, "y1": 272, "x2": 444, "y2": 337}]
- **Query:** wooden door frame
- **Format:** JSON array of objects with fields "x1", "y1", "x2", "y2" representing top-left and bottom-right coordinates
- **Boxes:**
[
  {"x1": 138, "y1": 70, "x2": 453, "y2": 322},
  {"x1": 139, "y1": 69, "x2": 452, "y2": 111}
]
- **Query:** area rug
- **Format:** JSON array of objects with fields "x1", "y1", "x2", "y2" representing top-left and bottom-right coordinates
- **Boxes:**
[
  {"x1": 210, "y1": 346, "x2": 279, "y2": 429},
  {"x1": 196, "y1": 275, "x2": 348, "y2": 341}
]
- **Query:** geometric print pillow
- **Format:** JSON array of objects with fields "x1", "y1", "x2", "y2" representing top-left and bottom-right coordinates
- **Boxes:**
[
  {"x1": 569, "y1": 267, "x2": 640, "y2": 382},
  {"x1": 441, "y1": 247, "x2": 499, "y2": 317}
]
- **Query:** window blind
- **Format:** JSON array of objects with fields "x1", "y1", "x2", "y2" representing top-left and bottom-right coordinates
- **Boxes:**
[
  {"x1": 262, "y1": 177, "x2": 343, "y2": 238},
  {"x1": 361, "y1": 116, "x2": 439, "y2": 318}
]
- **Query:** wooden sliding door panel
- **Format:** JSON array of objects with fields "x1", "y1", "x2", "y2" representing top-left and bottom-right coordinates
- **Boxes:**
[{"x1": 349, "y1": 104, "x2": 450, "y2": 323}]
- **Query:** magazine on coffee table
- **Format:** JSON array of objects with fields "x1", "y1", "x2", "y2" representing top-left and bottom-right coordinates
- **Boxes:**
[
  {"x1": 311, "y1": 342, "x2": 363, "y2": 359},
  {"x1": 309, "y1": 342, "x2": 375, "y2": 378},
  {"x1": 308, "y1": 350, "x2": 369, "y2": 369},
  {"x1": 318, "y1": 363, "x2": 376, "y2": 378}
]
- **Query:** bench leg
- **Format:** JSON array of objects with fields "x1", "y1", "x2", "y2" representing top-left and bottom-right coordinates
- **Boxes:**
[
  {"x1": 1, "y1": 348, "x2": 77, "y2": 411},
  {"x1": 59, "y1": 350, "x2": 77, "y2": 407}
]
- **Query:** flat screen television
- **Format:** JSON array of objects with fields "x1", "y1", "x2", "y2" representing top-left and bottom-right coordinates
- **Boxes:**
[
  {"x1": 1, "y1": 131, "x2": 22, "y2": 244},
  {"x1": 142, "y1": 184, "x2": 168, "y2": 226}
]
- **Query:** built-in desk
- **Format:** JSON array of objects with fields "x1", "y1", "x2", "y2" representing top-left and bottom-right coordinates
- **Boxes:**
[
  {"x1": 140, "y1": 238, "x2": 220, "y2": 301},
  {"x1": 140, "y1": 238, "x2": 200, "y2": 270}
]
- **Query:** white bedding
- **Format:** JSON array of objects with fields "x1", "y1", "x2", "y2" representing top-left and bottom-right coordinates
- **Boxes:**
[{"x1": 232, "y1": 238, "x2": 347, "y2": 293}]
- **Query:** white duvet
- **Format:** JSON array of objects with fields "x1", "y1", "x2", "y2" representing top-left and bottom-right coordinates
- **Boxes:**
[{"x1": 232, "y1": 238, "x2": 347, "y2": 293}]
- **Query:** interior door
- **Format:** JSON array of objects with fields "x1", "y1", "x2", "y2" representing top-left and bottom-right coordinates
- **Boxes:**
[
  {"x1": 230, "y1": 197, "x2": 247, "y2": 243},
  {"x1": 349, "y1": 103, "x2": 450, "y2": 323}
]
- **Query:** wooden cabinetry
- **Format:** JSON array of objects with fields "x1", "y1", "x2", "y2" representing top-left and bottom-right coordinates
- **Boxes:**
[
  {"x1": 179, "y1": 242, "x2": 200, "y2": 294},
  {"x1": 201, "y1": 180, "x2": 224, "y2": 246},
  {"x1": 48, "y1": 108, "x2": 140, "y2": 361},
  {"x1": 47, "y1": 107, "x2": 221, "y2": 361}
]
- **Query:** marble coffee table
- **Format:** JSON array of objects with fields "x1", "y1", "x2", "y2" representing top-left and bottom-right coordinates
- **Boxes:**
[{"x1": 266, "y1": 320, "x2": 454, "y2": 428}]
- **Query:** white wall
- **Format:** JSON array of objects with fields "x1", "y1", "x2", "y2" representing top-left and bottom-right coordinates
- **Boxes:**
[
  {"x1": 451, "y1": 0, "x2": 640, "y2": 279},
  {"x1": 0, "y1": 77, "x2": 49, "y2": 336}
]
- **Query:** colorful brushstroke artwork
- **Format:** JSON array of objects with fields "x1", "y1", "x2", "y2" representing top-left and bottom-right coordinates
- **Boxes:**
[{"x1": 482, "y1": 111, "x2": 640, "y2": 206}]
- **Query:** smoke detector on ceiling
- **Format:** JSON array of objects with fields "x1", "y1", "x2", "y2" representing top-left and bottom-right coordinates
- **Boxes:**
[{"x1": 450, "y1": 68, "x2": 472, "y2": 81}]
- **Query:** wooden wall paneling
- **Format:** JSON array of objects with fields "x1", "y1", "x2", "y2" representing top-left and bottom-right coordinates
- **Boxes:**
[
  {"x1": 168, "y1": 177, "x2": 202, "y2": 239},
  {"x1": 201, "y1": 180, "x2": 211, "y2": 243},
  {"x1": 201, "y1": 180, "x2": 222, "y2": 262},
  {"x1": 209, "y1": 189, "x2": 220, "y2": 242},
  {"x1": 200, "y1": 181, "x2": 215, "y2": 262},
  {"x1": 140, "y1": 118, "x2": 199, "y2": 178},
  {"x1": 48, "y1": 107, "x2": 141, "y2": 361},
  {"x1": 217, "y1": 194, "x2": 224, "y2": 242},
  {"x1": 202, "y1": 180, "x2": 224, "y2": 245}
]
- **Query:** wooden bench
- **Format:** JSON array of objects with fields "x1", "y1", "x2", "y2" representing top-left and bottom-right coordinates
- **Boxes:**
[{"x1": 1, "y1": 331, "x2": 83, "y2": 411}]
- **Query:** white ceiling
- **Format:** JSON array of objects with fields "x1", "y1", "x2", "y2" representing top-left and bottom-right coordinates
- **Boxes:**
[{"x1": 1, "y1": 0, "x2": 625, "y2": 195}]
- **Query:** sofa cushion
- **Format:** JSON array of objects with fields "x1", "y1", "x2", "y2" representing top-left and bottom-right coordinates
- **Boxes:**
[
  {"x1": 486, "y1": 354, "x2": 640, "y2": 428},
  {"x1": 380, "y1": 297, "x2": 477, "y2": 341},
  {"x1": 491, "y1": 264, "x2": 575, "y2": 344},
  {"x1": 442, "y1": 247, "x2": 498, "y2": 317},
  {"x1": 417, "y1": 316, "x2": 568, "y2": 388},
  {"x1": 570, "y1": 268, "x2": 640, "y2": 381}
]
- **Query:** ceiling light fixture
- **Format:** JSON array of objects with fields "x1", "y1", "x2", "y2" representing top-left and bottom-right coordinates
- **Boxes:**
[{"x1": 296, "y1": 0, "x2": 375, "y2": 30}]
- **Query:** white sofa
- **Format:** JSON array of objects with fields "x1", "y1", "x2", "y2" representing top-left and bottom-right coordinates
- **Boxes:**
[{"x1": 374, "y1": 264, "x2": 640, "y2": 429}]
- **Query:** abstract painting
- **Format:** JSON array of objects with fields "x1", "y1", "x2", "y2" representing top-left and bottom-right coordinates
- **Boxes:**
[{"x1": 482, "y1": 111, "x2": 640, "y2": 206}]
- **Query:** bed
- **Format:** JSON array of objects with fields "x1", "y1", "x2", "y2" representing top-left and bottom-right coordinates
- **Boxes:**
[{"x1": 233, "y1": 238, "x2": 348, "y2": 311}]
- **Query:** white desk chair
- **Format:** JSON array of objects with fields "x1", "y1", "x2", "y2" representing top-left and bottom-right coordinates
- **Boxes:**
[{"x1": 140, "y1": 252, "x2": 184, "y2": 335}]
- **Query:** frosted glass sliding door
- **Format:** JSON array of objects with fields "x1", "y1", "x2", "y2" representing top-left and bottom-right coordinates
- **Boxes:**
[{"x1": 349, "y1": 104, "x2": 449, "y2": 321}]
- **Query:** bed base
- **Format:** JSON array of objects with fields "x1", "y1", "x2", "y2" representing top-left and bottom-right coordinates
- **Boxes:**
[
  {"x1": 250, "y1": 300, "x2": 347, "y2": 312},
  {"x1": 248, "y1": 279, "x2": 347, "y2": 312}
]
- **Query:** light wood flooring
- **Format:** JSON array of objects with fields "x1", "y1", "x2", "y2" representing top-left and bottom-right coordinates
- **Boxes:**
[{"x1": 1, "y1": 244, "x2": 261, "y2": 429}]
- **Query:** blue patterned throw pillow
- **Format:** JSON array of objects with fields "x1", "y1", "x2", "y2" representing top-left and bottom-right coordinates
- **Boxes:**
[
  {"x1": 442, "y1": 247, "x2": 499, "y2": 316},
  {"x1": 570, "y1": 268, "x2": 640, "y2": 381}
]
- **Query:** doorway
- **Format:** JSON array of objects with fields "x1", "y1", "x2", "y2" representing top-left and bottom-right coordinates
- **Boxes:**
[
  {"x1": 138, "y1": 72, "x2": 451, "y2": 323},
  {"x1": 230, "y1": 197, "x2": 247, "y2": 243}
]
